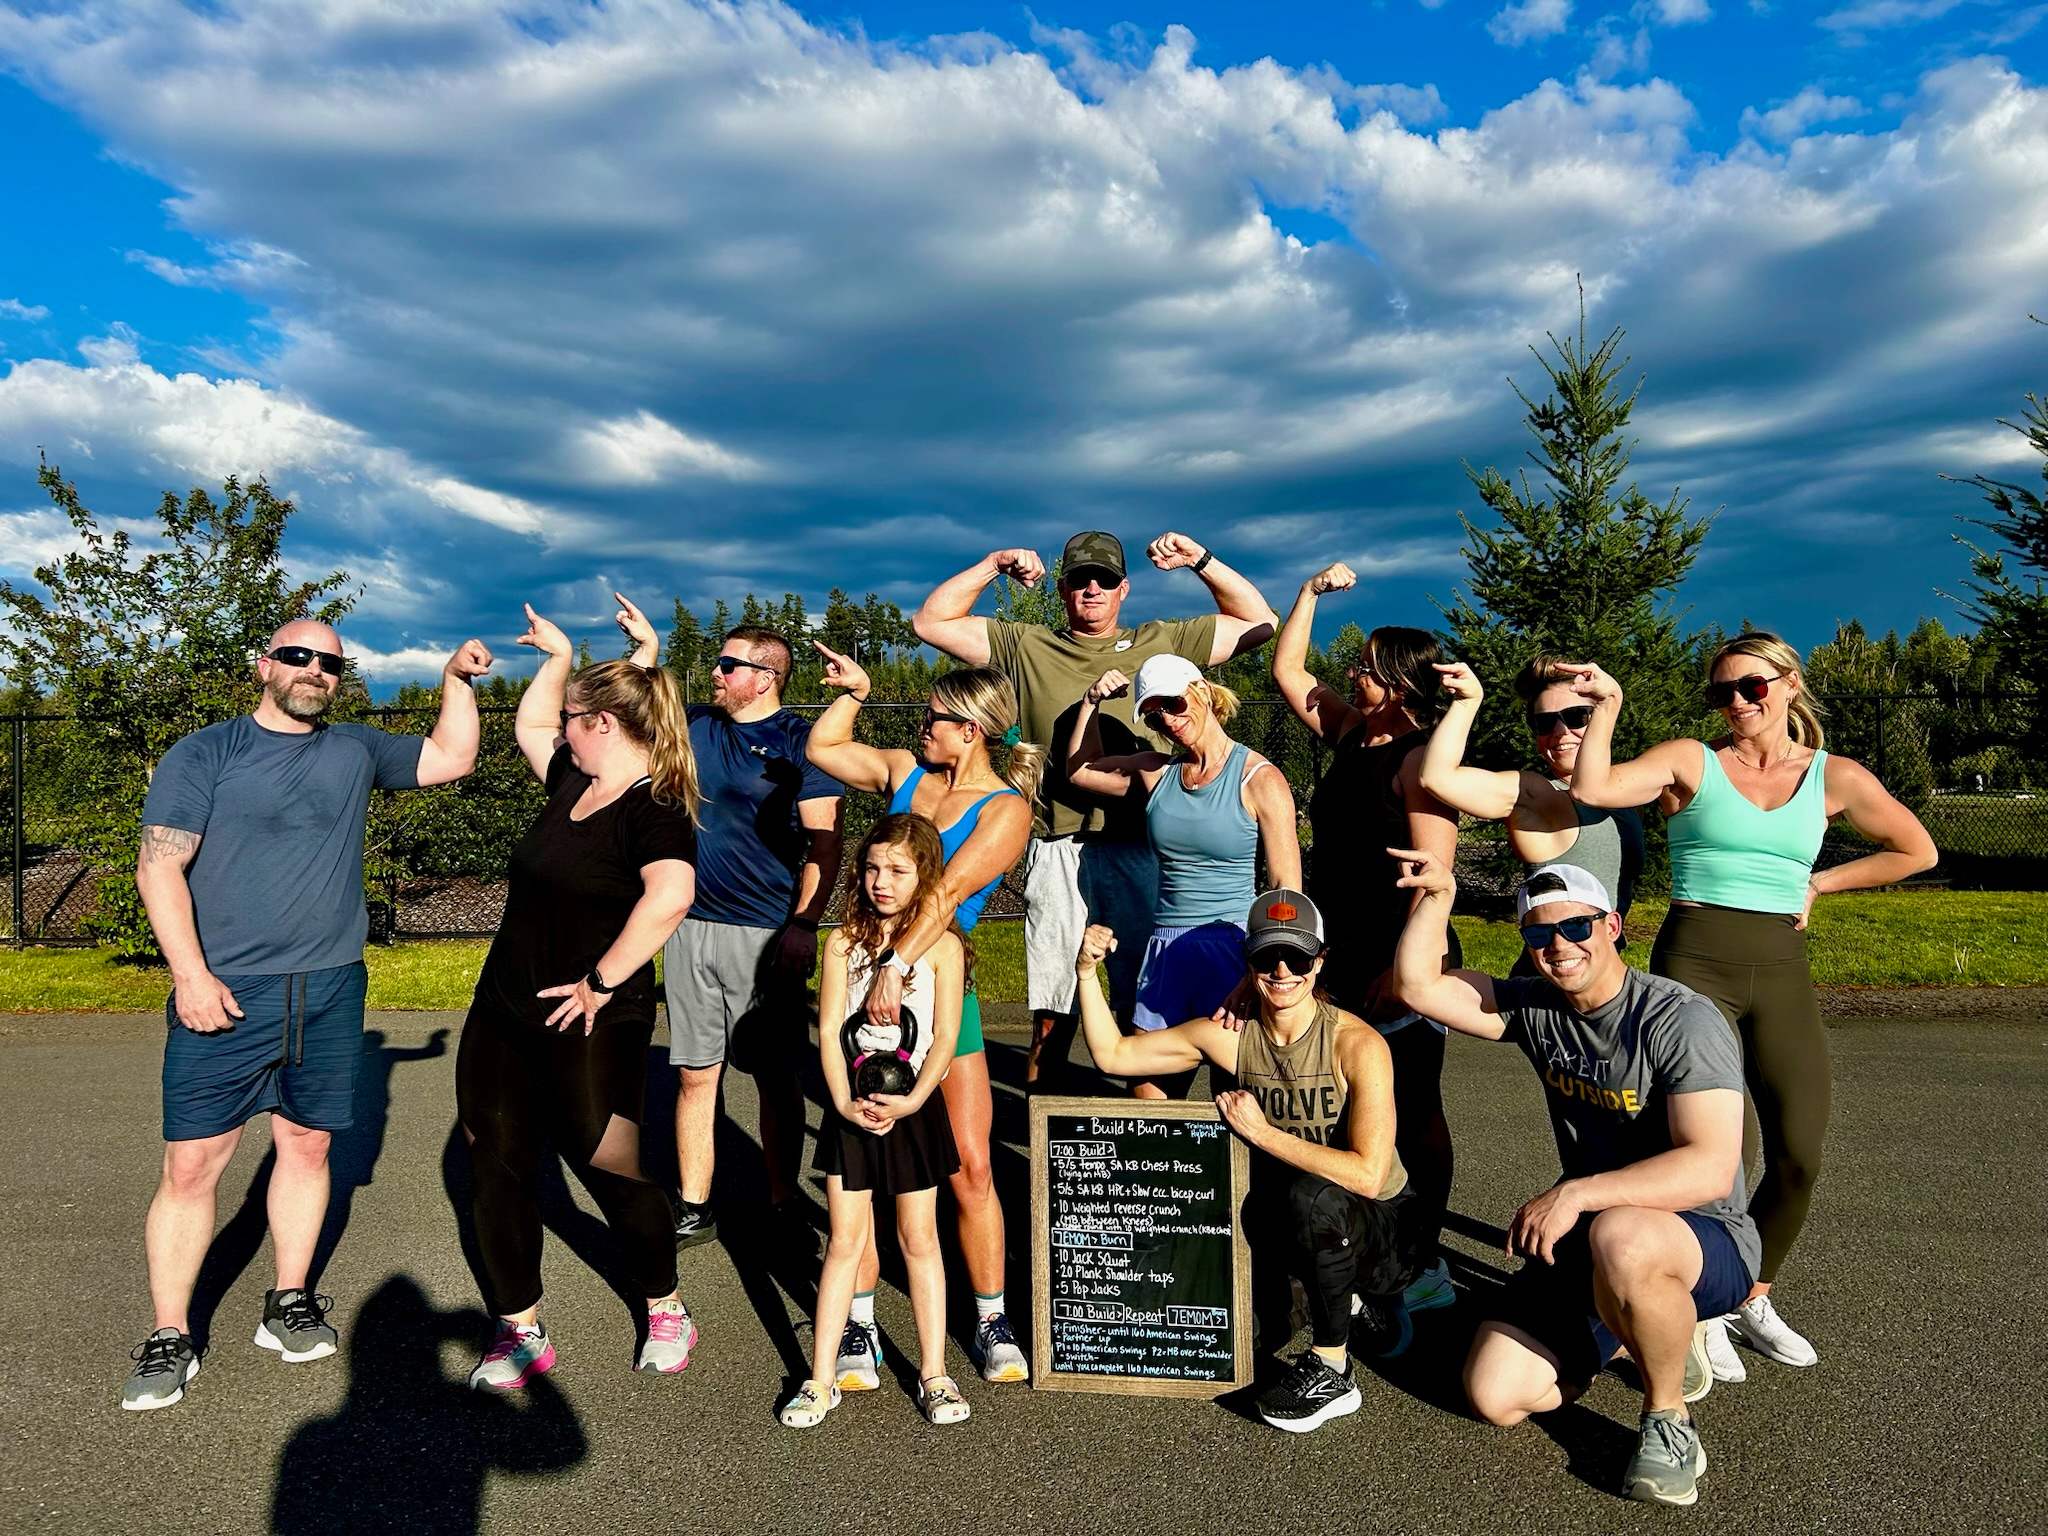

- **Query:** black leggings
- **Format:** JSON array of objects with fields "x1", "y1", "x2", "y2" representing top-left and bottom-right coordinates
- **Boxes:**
[
  {"x1": 456, "y1": 1000, "x2": 677, "y2": 1317},
  {"x1": 1252, "y1": 1170, "x2": 1421, "y2": 1349},
  {"x1": 1651, "y1": 904, "x2": 1827, "y2": 1283},
  {"x1": 1384, "y1": 1021, "x2": 1451, "y2": 1264}
]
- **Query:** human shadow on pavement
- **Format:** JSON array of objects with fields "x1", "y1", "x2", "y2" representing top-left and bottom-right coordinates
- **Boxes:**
[
  {"x1": 271, "y1": 1274, "x2": 585, "y2": 1536},
  {"x1": 187, "y1": 1028, "x2": 448, "y2": 1353}
]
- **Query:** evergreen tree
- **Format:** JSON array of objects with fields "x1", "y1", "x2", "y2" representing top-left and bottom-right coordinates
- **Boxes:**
[
  {"x1": 1439, "y1": 291, "x2": 1714, "y2": 768},
  {"x1": 664, "y1": 600, "x2": 708, "y2": 698},
  {"x1": 1947, "y1": 317, "x2": 2047, "y2": 753}
]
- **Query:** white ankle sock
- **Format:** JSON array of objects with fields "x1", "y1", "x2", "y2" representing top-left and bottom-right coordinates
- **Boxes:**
[
  {"x1": 849, "y1": 1291, "x2": 876, "y2": 1328},
  {"x1": 975, "y1": 1291, "x2": 1005, "y2": 1322}
]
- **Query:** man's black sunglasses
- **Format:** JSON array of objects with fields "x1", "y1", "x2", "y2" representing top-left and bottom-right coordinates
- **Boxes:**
[
  {"x1": 265, "y1": 645, "x2": 345, "y2": 677},
  {"x1": 1062, "y1": 565, "x2": 1121, "y2": 592},
  {"x1": 1530, "y1": 705, "x2": 1593, "y2": 735},
  {"x1": 715, "y1": 655, "x2": 780, "y2": 679},
  {"x1": 1248, "y1": 944, "x2": 1318, "y2": 975},
  {"x1": 1520, "y1": 913, "x2": 1604, "y2": 949}
]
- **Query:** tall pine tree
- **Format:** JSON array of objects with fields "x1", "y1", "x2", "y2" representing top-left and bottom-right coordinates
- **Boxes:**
[{"x1": 1440, "y1": 289, "x2": 1713, "y2": 767}]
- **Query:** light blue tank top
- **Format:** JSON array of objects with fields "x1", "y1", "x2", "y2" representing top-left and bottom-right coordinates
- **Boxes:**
[
  {"x1": 1668, "y1": 744, "x2": 1829, "y2": 915},
  {"x1": 889, "y1": 767, "x2": 1018, "y2": 931},
  {"x1": 1147, "y1": 740, "x2": 1260, "y2": 929}
]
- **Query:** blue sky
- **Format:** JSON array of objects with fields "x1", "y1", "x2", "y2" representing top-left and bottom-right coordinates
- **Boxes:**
[{"x1": 1, "y1": 0, "x2": 2043, "y2": 691}]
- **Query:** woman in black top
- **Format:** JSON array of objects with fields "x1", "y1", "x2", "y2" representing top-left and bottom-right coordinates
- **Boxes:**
[
  {"x1": 1273, "y1": 562, "x2": 1462, "y2": 1309},
  {"x1": 459, "y1": 601, "x2": 701, "y2": 1391}
]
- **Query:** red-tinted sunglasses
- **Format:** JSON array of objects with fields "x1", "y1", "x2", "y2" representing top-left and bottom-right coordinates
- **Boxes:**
[{"x1": 1705, "y1": 673, "x2": 1783, "y2": 709}]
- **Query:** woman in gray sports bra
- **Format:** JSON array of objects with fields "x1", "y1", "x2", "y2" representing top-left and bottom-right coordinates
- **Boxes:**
[{"x1": 1418, "y1": 657, "x2": 1643, "y2": 918}]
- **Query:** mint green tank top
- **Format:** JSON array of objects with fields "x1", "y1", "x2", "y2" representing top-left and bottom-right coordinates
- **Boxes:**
[{"x1": 1668, "y1": 744, "x2": 1829, "y2": 914}]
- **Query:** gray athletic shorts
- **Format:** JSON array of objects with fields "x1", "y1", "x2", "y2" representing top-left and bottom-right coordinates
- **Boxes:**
[
  {"x1": 1022, "y1": 835, "x2": 1157, "y2": 1019},
  {"x1": 663, "y1": 918, "x2": 796, "y2": 1070}
]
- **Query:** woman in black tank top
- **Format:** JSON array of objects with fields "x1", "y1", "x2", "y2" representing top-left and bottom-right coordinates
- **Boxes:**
[{"x1": 1274, "y1": 564, "x2": 1463, "y2": 1289}]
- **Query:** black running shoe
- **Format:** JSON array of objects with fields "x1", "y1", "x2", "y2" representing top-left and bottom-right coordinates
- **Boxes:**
[
  {"x1": 1255, "y1": 1352, "x2": 1363, "y2": 1434},
  {"x1": 671, "y1": 1198, "x2": 718, "y2": 1250},
  {"x1": 1351, "y1": 1294, "x2": 1415, "y2": 1360}
]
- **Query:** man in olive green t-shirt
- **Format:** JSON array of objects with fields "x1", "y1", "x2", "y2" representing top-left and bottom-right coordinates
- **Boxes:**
[{"x1": 912, "y1": 530, "x2": 1276, "y2": 1082}]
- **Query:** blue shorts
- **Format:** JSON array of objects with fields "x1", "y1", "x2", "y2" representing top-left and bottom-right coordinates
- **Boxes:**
[
  {"x1": 1499, "y1": 1208, "x2": 1754, "y2": 1389},
  {"x1": 1132, "y1": 921, "x2": 1247, "y2": 1032},
  {"x1": 162, "y1": 963, "x2": 368, "y2": 1141}
]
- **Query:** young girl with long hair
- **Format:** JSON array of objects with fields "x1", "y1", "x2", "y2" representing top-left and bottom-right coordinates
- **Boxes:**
[
  {"x1": 805, "y1": 653, "x2": 1037, "y2": 1385},
  {"x1": 780, "y1": 813, "x2": 972, "y2": 1428}
]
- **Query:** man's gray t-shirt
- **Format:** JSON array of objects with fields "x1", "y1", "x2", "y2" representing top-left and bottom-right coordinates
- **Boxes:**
[
  {"x1": 141, "y1": 717, "x2": 424, "y2": 976},
  {"x1": 1495, "y1": 967, "x2": 1761, "y2": 1277}
]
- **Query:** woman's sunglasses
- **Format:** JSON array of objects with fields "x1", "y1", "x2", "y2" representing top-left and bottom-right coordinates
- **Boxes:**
[
  {"x1": 1141, "y1": 696, "x2": 1190, "y2": 730},
  {"x1": 265, "y1": 645, "x2": 346, "y2": 677},
  {"x1": 1704, "y1": 673, "x2": 1783, "y2": 709},
  {"x1": 560, "y1": 707, "x2": 598, "y2": 730},
  {"x1": 1530, "y1": 705, "x2": 1594, "y2": 735},
  {"x1": 1248, "y1": 945, "x2": 1318, "y2": 975},
  {"x1": 923, "y1": 706, "x2": 972, "y2": 732},
  {"x1": 1520, "y1": 913, "x2": 1603, "y2": 949}
]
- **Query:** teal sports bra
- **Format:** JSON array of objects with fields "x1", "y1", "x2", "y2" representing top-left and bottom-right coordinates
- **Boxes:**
[{"x1": 1668, "y1": 743, "x2": 1829, "y2": 915}]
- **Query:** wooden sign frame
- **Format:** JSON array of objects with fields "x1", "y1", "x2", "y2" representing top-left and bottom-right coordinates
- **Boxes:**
[{"x1": 1029, "y1": 1095, "x2": 1253, "y2": 1397}]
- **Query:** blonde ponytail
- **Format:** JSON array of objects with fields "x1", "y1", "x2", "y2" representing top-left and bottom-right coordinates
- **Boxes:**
[{"x1": 569, "y1": 659, "x2": 702, "y2": 818}]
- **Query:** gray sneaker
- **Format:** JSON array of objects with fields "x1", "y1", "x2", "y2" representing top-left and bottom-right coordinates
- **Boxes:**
[
  {"x1": 255, "y1": 1288, "x2": 338, "y2": 1362},
  {"x1": 1625, "y1": 1408, "x2": 1708, "y2": 1506},
  {"x1": 122, "y1": 1327, "x2": 200, "y2": 1411}
]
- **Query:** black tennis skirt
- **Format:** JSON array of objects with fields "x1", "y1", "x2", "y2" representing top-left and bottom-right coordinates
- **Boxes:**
[{"x1": 815, "y1": 1093, "x2": 960, "y2": 1197}]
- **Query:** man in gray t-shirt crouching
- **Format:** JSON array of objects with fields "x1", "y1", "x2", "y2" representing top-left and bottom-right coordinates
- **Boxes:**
[
  {"x1": 120, "y1": 619, "x2": 490, "y2": 1412},
  {"x1": 1390, "y1": 854, "x2": 1755, "y2": 1510}
]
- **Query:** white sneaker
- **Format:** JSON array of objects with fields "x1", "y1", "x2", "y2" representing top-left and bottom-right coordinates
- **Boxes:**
[
  {"x1": 1702, "y1": 1318, "x2": 1747, "y2": 1384},
  {"x1": 1726, "y1": 1294, "x2": 1817, "y2": 1367}
]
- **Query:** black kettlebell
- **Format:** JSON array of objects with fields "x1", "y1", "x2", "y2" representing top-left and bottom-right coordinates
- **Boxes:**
[{"x1": 842, "y1": 1005, "x2": 921, "y2": 1100}]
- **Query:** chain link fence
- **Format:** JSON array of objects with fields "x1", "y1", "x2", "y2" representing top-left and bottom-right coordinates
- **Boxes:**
[{"x1": 3, "y1": 694, "x2": 2041, "y2": 943}]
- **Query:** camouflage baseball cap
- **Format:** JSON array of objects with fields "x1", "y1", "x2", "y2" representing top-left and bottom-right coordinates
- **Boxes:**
[{"x1": 1060, "y1": 530, "x2": 1126, "y2": 581}]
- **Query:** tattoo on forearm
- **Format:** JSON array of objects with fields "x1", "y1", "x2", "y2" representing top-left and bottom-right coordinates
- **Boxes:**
[{"x1": 140, "y1": 825, "x2": 201, "y2": 866}]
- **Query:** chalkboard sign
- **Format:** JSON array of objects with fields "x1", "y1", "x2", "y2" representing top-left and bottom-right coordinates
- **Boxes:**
[{"x1": 1029, "y1": 1096, "x2": 1252, "y2": 1397}]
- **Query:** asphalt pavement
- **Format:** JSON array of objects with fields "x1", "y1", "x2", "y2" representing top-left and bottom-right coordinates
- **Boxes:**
[{"x1": 3, "y1": 999, "x2": 2043, "y2": 1535}]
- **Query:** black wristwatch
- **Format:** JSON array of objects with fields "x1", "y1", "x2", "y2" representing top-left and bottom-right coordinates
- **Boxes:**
[
  {"x1": 1191, "y1": 548, "x2": 1214, "y2": 574},
  {"x1": 583, "y1": 966, "x2": 617, "y2": 994}
]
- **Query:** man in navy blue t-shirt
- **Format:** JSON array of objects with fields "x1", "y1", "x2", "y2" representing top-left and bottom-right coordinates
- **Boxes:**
[
  {"x1": 120, "y1": 619, "x2": 491, "y2": 1412},
  {"x1": 664, "y1": 625, "x2": 843, "y2": 1250}
]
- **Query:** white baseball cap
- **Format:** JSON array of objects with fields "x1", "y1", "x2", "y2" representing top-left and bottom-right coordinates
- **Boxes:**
[
  {"x1": 1515, "y1": 863, "x2": 1613, "y2": 922},
  {"x1": 1131, "y1": 653, "x2": 1204, "y2": 710}
]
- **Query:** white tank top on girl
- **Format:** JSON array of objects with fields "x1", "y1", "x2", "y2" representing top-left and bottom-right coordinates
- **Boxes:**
[{"x1": 845, "y1": 945, "x2": 940, "y2": 1074}]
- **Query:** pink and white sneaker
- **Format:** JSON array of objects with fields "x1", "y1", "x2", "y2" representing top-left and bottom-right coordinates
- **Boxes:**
[
  {"x1": 469, "y1": 1321, "x2": 556, "y2": 1391},
  {"x1": 637, "y1": 1302, "x2": 698, "y2": 1374}
]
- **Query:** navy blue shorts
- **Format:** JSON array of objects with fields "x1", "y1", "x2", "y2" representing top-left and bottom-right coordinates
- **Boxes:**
[
  {"x1": 162, "y1": 963, "x2": 367, "y2": 1141},
  {"x1": 1497, "y1": 1208, "x2": 1754, "y2": 1389}
]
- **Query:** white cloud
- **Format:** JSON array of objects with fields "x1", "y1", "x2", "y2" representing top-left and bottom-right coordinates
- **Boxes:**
[
  {"x1": 0, "y1": 298, "x2": 49, "y2": 322},
  {"x1": 1820, "y1": 0, "x2": 1967, "y2": 33},
  {"x1": 0, "y1": 351, "x2": 549, "y2": 535},
  {"x1": 569, "y1": 411, "x2": 762, "y2": 486},
  {"x1": 0, "y1": 5, "x2": 2039, "y2": 677},
  {"x1": 1490, "y1": 0, "x2": 1576, "y2": 46},
  {"x1": 1652, "y1": 0, "x2": 1713, "y2": 21},
  {"x1": 1740, "y1": 86, "x2": 1865, "y2": 141}
]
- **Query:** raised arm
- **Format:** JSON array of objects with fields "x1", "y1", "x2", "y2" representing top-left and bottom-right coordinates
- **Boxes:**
[
  {"x1": 911, "y1": 547, "x2": 1045, "y2": 667},
  {"x1": 1803, "y1": 754, "x2": 1938, "y2": 924},
  {"x1": 804, "y1": 641, "x2": 912, "y2": 795},
  {"x1": 1418, "y1": 662, "x2": 1522, "y2": 821},
  {"x1": 1064, "y1": 669, "x2": 1166, "y2": 799},
  {"x1": 1387, "y1": 847, "x2": 1509, "y2": 1041},
  {"x1": 1272, "y1": 564, "x2": 1364, "y2": 745},
  {"x1": 1562, "y1": 663, "x2": 1703, "y2": 810},
  {"x1": 1145, "y1": 532, "x2": 1277, "y2": 662},
  {"x1": 1075, "y1": 926, "x2": 1223, "y2": 1079},
  {"x1": 513, "y1": 604, "x2": 576, "y2": 782},
  {"x1": 535, "y1": 858, "x2": 697, "y2": 1035},
  {"x1": 1245, "y1": 760, "x2": 1302, "y2": 891},
  {"x1": 137, "y1": 824, "x2": 244, "y2": 1033},
  {"x1": 416, "y1": 639, "x2": 493, "y2": 786}
]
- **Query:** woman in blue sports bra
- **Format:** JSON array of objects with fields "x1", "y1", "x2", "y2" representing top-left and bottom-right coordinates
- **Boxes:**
[
  {"x1": 805, "y1": 646, "x2": 1039, "y2": 1385},
  {"x1": 1567, "y1": 632, "x2": 1934, "y2": 1375}
]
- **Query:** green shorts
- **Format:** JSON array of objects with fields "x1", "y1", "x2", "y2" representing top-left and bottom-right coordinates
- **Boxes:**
[{"x1": 958, "y1": 985, "x2": 985, "y2": 1057}]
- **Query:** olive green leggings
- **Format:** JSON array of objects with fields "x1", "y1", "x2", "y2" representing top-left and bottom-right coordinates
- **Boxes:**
[{"x1": 1651, "y1": 903, "x2": 1828, "y2": 1284}]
